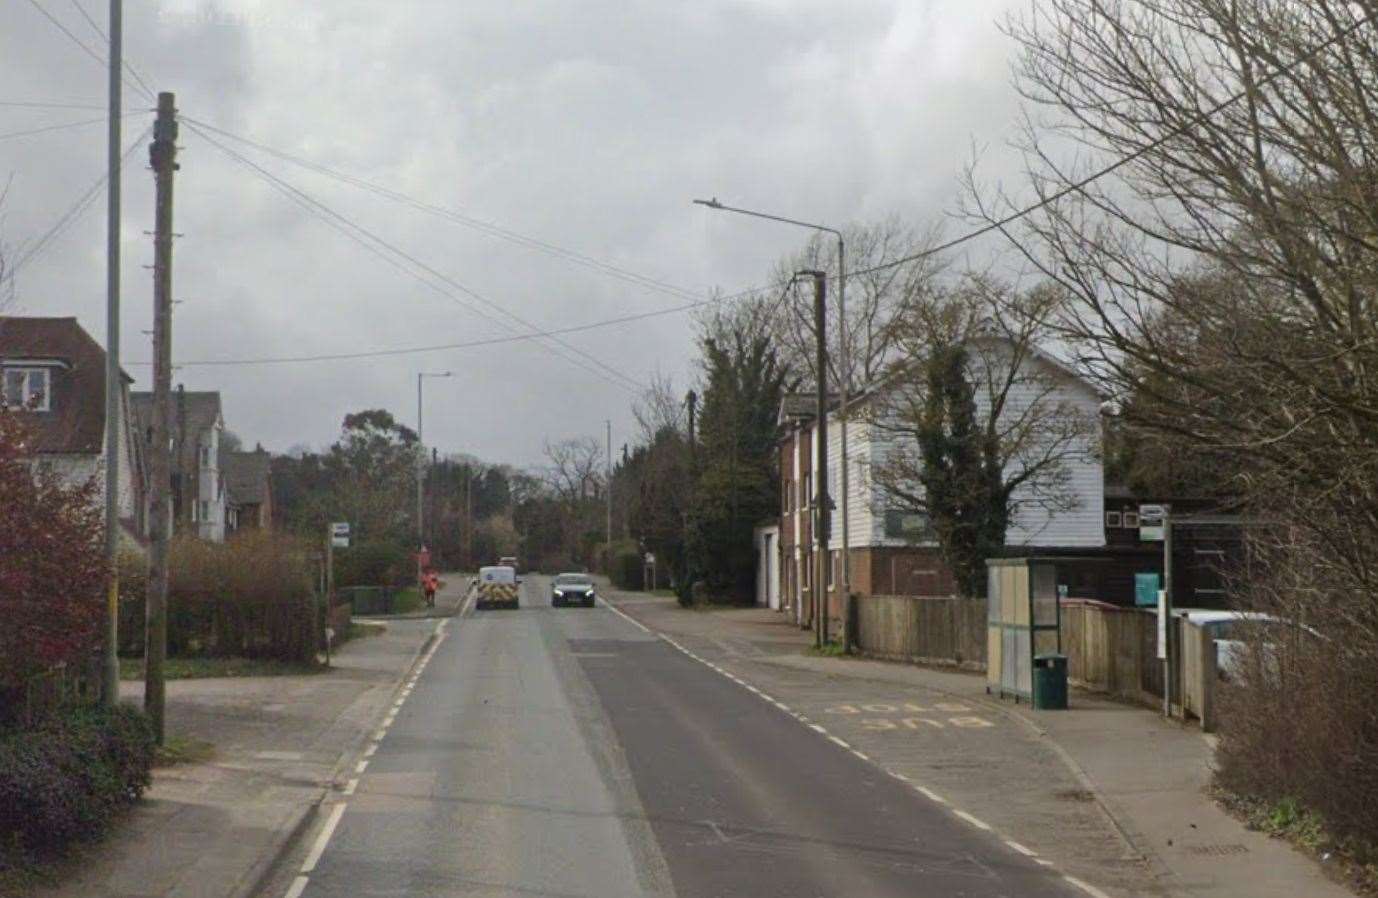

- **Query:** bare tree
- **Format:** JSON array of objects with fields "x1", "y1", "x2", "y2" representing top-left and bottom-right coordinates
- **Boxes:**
[
  {"x1": 768, "y1": 216, "x2": 948, "y2": 389},
  {"x1": 980, "y1": 0, "x2": 1378, "y2": 846},
  {"x1": 631, "y1": 371, "x2": 685, "y2": 443},
  {"x1": 542, "y1": 437, "x2": 605, "y2": 502}
]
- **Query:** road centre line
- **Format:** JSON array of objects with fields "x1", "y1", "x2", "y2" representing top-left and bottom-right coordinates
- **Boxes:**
[
  {"x1": 342, "y1": 778, "x2": 358, "y2": 796},
  {"x1": 355, "y1": 760, "x2": 368, "y2": 774},
  {"x1": 828, "y1": 735, "x2": 851, "y2": 749},
  {"x1": 916, "y1": 786, "x2": 946, "y2": 804},
  {"x1": 283, "y1": 875, "x2": 309, "y2": 898},
  {"x1": 363, "y1": 744, "x2": 377, "y2": 758},
  {"x1": 1004, "y1": 840, "x2": 1037, "y2": 857}
]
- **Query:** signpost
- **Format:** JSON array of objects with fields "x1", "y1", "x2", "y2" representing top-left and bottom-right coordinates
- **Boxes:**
[
  {"x1": 1139, "y1": 504, "x2": 1174, "y2": 717},
  {"x1": 330, "y1": 522, "x2": 351, "y2": 548}
]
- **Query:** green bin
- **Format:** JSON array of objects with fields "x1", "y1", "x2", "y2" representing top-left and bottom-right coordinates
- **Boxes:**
[{"x1": 1033, "y1": 653, "x2": 1068, "y2": 710}]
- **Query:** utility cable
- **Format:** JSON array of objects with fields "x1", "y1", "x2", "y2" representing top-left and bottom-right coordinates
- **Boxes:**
[
  {"x1": 24, "y1": 0, "x2": 156, "y2": 103},
  {"x1": 67, "y1": 0, "x2": 158, "y2": 101},
  {"x1": 0, "y1": 123, "x2": 151, "y2": 288},
  {"x1": 184, "y1": 123, "x2": 646, "y2": 393}
]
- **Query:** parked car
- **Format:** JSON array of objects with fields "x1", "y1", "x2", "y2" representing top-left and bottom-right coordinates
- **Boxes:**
[
  {"x1": 1175, "y1": 609, "x2": 1321, "y2": 679},
  {"x1": 551, "y1": 572, "x2": 596, "y2": 608}
]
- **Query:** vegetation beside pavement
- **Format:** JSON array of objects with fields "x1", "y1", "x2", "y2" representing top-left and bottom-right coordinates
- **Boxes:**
[{"x1": 0, "y1": 704, "x2": 154, "y2": 874}]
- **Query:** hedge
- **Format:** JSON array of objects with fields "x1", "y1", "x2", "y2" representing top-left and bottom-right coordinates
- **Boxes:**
[
  {"x1": 333, "y1": 541, "x2": 414, "y2": 589},
  {"x1": 0, "y1": 704, "x2": 154, "y2": 864}
]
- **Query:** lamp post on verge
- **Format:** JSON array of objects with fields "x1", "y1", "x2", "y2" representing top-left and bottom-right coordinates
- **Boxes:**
[
  {"x1": 693, "y1": 198, "x2": 854, "y2": 647},
  {"x1": 416, "y1": 371, "x2": 451, "y2": 568}
]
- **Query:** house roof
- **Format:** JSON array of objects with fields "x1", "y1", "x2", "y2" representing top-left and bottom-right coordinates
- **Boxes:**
[
  {"x1": 223, "y1": 449, "x2": 271, "y2": 506},
  {"x1": 0, "y1": 316, "x2": 133, "y2": 454},
  {"x1": 130, "y1": 390, "x2": 222, "y2": 439},
  {"x1": 778, "y1": 392, "x2": 844, "y2": 426}
]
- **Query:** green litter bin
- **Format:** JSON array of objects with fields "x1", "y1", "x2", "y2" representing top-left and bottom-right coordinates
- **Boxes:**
[{"x1": 1033, "y1": 653, "x2": 1068, "y2": 710}]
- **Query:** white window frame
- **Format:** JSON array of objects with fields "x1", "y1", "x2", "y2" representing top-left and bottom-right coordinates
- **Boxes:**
[
  {"x1": 1123, "y1": 511, "x2": 1140, "y2": 529},
  {"x1": 3, "y1": 367, "x2": 51, "y2": 412},
  {"x1": 1105, "y1": 511, "x2": 1122, "y2": 528},
  {"x1": 199, "y1": 499, "x2": 211, "y2": 522},
  {"x1": 191, "y1": 501, "x2": 200, "y2": 522}
]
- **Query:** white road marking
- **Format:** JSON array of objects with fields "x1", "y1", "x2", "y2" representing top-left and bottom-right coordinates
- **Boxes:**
[
  {"x1": 600, "y1": 598, "x2": 652, "y2": 633},
  {"x1": 342, "y1": 778, "x2": 358, "y2": 796},
  {"x1": 808, "y1": 723, "x2": 827, "y2": 734},
  {"x1": 354, "y1": 760, "x2": 368, "y2": 774},
  {"x1": 916, "y1": 786, "x2": 947, "y2": 805},
  {"x1": 300, "y1": 802, "x2": 348, "y2": 873},
  {"x1": 953, "y1": 810, "x2": 992, "y2": 831},
  {"x1": 1064, "y1": 876, "x2": 1113, "y2": 898},
  {"x1": 283, "y1": 874, "x2": 310, "y2": 898},
  {"x1": 828, "y1": 735, "x2": 851, "y2": 749},
  {"x1": 363, "y1": 744, "x2": 377, "y2": 758},
  {"x1": 1004, "y1": 840, "x2": 1037, "y2": 857},
  {"x1": 373, "y1": 729, "x2": 387, "y2": 741},
  {"x1": 851, "y1": 750, "x2": 870, "y2": 761},
  {"x1": 890, "y1": 771, "x2": 910, "y2": 781},
  {"x1": 774, "y1": 701, "x2": 790, "y2": 711}
]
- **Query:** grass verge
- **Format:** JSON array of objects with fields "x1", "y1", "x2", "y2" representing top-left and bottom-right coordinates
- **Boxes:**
[
  {"x1": 1216, "y1": 788, "x2": 1378, "y2": 895},
  {"x1": 120, "y1": 657, "x2": 325, "y2": 680},
  {"x1": 807, "y1": 640, "x2": 847, "y2": 657},
  {"x1": 154, "y1": 735, "x2": 216, "y2": 767}
]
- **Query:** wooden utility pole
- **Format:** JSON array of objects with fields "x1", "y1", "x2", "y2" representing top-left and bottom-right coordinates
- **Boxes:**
[
  {"x1": 605, "y1": 419, "x2": 613, "y2": 558},
  {"x1": 465, "y1": 465, "x2": 473, "y2": 570},
  {"x1": 805, "y1": 270, "x2": 830, "y2": 649},
  {"x1": 145, "y1": 92, "x2": 178, "y2": 744}
]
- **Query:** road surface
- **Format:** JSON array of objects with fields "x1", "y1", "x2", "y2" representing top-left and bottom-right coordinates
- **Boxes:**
[{"x1": 286, "y1": 576, "x2": 1083, "y2": 897}]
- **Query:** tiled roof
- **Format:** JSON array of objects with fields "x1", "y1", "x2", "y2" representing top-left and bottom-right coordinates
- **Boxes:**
[
  {"x1": 130, "y1": 390, "x2": 222, "y2": 439},
  {"x1": 0, "y1": 316, "x2": 132, "y2": 454},
  {"x1": 223, "y1": 450, "x2": 270, "y2": 506}
]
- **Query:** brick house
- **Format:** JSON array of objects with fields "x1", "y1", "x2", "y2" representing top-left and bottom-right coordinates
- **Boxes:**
[
  {"x1": 775, "y1": 335, "x2": 1106, "y2": 630},
  {"x1": 0, "y1": 316, "x2": 148, "y2": 545}
]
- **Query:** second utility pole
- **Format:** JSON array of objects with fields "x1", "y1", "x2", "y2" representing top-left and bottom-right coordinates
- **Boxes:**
[
  {"x1": 805, "y1": 269, "x2": 830, "y2": 649},
  {"x1": 146, "y1": 91, "x2": 178, "y2": 745}
]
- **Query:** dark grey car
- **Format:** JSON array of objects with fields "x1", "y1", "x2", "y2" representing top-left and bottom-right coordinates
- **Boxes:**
[{"x1": 551, "y1": 573, "x2": 596, "y2": 608}]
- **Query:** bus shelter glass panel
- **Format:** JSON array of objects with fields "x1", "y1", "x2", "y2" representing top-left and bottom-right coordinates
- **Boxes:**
[{"x1": 986, "y1": 558, "x2": 1061, "y2": 703}]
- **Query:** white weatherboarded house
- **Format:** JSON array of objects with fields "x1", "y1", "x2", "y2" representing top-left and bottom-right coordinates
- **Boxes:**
[{"x1": 782, "y1": 333, "x2": 1105, "y2": 605}]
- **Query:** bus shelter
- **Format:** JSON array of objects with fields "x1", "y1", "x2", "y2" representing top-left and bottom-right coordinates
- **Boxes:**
[{"x1": 986, "y1": 557, "x2": 1063, "y2": 702}]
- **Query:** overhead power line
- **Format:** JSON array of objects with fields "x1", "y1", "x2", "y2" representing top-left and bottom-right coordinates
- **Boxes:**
[
  {"x1": 24, "y1": 0, "x2": 155, "y2": 103},
  {"x1": 845, "y1": 9, "x2": 1378, "y2": 281},
  {"x1": 0, "y1": 123, "x2": 151, "y2": 289},
  {"x1": 0, "y1": 99, "x2": 107, "y2": 110},
  {"x1": 181, "y1": 116, "x2": 711, "y2": 308},
  {"x1": 0, "y1": 111, "x2": 147, "y2": 143},
  {"x1": 184, "y1": 123, "x2": 647, "y2": 394},
  {"x1": 67, "y1": 0, "x2": 157, "y2": 100}
]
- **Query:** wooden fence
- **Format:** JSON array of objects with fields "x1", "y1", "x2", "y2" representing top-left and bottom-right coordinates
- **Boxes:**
[
  {"x1": 854, "y1": 593, "x2": 1218, "y2": 730},
  {"x1": 855, "y1": 595, "x2": 987, "y2": 670}
]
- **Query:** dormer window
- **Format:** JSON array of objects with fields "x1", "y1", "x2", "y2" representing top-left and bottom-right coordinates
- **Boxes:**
[{"x1": 3, "y1": 368, "x2": 50, "y2": 411}]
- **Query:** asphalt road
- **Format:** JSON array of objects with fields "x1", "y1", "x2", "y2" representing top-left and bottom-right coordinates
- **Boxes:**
[{"x1": 292, "y1": 576, "x2": 1081, "y2": 897}]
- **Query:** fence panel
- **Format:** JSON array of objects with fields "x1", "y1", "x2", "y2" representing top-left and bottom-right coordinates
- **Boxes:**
[{"x1": 855, "y1": 595, "x2": 986, "y2": 669}]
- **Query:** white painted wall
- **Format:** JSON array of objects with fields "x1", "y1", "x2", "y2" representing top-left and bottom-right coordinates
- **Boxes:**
[{"x1": 827, "y1": 344, "x2": 1105, "y2": 551}]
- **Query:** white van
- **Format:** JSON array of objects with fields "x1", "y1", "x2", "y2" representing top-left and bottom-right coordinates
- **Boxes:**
[{"x1": 476, "y1": 565, "x2": 519, "y2": 610}]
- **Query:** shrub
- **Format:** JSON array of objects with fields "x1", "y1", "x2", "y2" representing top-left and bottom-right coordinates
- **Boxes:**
[
  {"x1": 0, "y1": 412, "x2": 108, "y2": 722},
  {"x1": 0, "y1": 704, "x2": 153, "y2": 864},
  {"x1": 333, "y1": 541, "x2": 413, "y2": 589},
  {"x1": 121, "y1": 531, "x2": 319, "y2": 664},
  {"x1": 609, "y1": 545, "x2": 644, "y2": 591}
]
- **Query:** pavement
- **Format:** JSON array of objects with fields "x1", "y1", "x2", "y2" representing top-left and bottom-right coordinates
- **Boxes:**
[
  {"x1": 265, "y1": 575, "x2": 1086, "y2": 898},
  {"x1": 603, "y1": 591, "x2": 1357, "y2": 898},
  {"x1": 28, "y1": 576, "x2": 468, "y2": 898}
]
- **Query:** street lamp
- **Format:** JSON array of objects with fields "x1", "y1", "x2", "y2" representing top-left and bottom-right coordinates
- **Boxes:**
[
  {"x1": 416, "y1": 371, "x2": 452, "y2": 550},
  {"x1": 693, "y1": 197, "x2": 854, "y2": 645}
]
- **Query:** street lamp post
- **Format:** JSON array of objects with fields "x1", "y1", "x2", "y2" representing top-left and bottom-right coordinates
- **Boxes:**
[
  {"x1": 416, "y1": 371, "x2": 452, "y2": 554},
  {"x1": 693, "y1": 198, "x2": 854, "y2": 647}
]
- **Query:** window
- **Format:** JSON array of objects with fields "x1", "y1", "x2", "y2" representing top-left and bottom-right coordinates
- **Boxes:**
[
  {"x1": 1122, "y1": 511, "x2": 1140, "y2": 528},
  {"x1": 191, "y1": 501, "x2": 199, "y2": 523},
  {"x1": 884, "y1": 509, "x2": 934, "y2": 540},
  {"x1": 829, "y1": 550, "x2": 839, "y2": 590},
  {"x1": 199, "y1": 500, "x2": 211, "y2": 522},
  {"x1": 783, "y1": 479, "x2": 792, "y2": 513},
  {"x1": 2, "y1": 368, "x2": 50, "y2": 411},
  {"x1": 801, "y1": 473, "x2": 811, "y2": 508},
  {"x1": 199, "y1": 444, "x2": 212, "y2": 468},
  {"x1": 1105, "y1": 511, "x2": 1122, "y2": 528}
]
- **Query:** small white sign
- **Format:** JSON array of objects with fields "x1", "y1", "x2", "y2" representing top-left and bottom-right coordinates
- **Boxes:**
[
  {"x1": 1156, "y1": 590, "x2": 1169, "y2": 660},
  {"x1": 331, "y1": 536, "x2": 349, "y2": 548},
  {"x1": 645, "y1": 553, "x2": 656, "y2": 565},
  {"x1": 331, "y1": 522, "x2": 351, "y2": 536},
  {"x1": 1139, "y1": 504, "x2": 1167, "y2": 523}
]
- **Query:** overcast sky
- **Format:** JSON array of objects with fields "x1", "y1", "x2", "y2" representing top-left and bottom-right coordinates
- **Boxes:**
[{"x1": 1, "y1": 0, "x2": 1028, "y2": 468}]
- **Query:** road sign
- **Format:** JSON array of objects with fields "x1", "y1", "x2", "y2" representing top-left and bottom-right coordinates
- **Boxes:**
[
  {"x1": 330, "y1": 522, "x2": 350, "y2": 548},
  {"x1": 1156, "y1": 590, "x2": 1169, "y2": 660},
  {"x1": 645, "y1": 553, "x2": 656, "y2": 565},
  {"x1": 1139, "y1": 504, "x2": 1166, "y2": 541}
]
